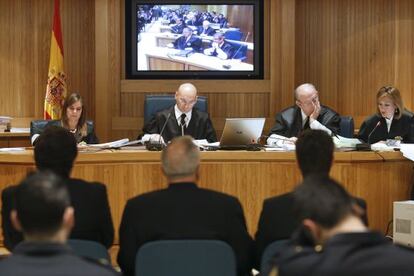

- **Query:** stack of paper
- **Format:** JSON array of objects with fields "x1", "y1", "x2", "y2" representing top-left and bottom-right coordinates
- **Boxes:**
[{"x1": 333, "y1": 135, "x2": 363, "y2": 149}]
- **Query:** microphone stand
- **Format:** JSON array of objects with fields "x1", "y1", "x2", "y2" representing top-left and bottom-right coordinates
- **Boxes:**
[{"x1": 146, "y1": 113, "x2": 171, "y2": 151}]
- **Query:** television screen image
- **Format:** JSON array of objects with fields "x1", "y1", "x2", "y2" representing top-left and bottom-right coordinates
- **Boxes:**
[{"x1": 125, "y1": 0, "x2": 263, "y2": 79}]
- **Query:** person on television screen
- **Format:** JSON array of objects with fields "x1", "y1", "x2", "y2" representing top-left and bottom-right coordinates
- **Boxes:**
[
  {"x1": 170, "y1": 27, "x2": 202, "y2": 52},
  {"x1": 197, "y1": 20, "x2": 216, "y2": 37},
  {"x1": 357, "y1": 85, "x2": 414, "y2": 144},
  {"x1": 140, "y1": 83, "x2": 217, "y2": 143},
  {"x1": 203, "y1": 33, "x2": 235, "y2": 60},
  {"x1": 170, "y1": 17, "x2": 186, "y2": 34},
  {"x1": 267, "y1": 83, "x2": 340, "y2": 143}
]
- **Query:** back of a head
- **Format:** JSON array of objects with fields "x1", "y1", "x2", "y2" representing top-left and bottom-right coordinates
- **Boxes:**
[
  {"x1": 15, "y1": 171, "x2": 70, "y2": 237},
  {"x1": 161, "y1": 136, "x2": 200, "y2": 181},
  {"x1": 293, "y1": 174, "x2": 353, "y2": 229},
  {"x1": 34, "y1": 126, "x2": 78, "y2": 178},
  {"x1": 295, "y1": 129, "x2": 334, "y2": 177}
]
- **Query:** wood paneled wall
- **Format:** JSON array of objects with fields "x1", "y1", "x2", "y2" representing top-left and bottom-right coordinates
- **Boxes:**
[
  {"x1": 295, "y1": 0, "x2": 414, "y2": 127},
  {"x1": 0, "y1": 0, "x2": 413, "y2": 140},
  {"x1": 0, "y1": 0, "x2": 95, "y2": 124}
]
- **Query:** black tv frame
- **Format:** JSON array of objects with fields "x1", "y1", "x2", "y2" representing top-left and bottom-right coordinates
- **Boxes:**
[{"x1": 125, "y1": 0, "x2": 264, "y2": 79}]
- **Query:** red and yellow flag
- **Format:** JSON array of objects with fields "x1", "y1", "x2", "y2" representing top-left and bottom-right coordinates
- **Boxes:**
[{"x1": 44, "y1": 0, "x2": 66, "y2": 120}]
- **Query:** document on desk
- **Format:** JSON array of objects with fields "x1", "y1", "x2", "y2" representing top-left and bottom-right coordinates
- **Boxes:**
[
  {"x1": 332, "y1": 135, "x2": 362, "y2": 149},
  {"x1": 0, "y1": 147, "x2": 25, "y2": 152},
  {"x1": 400, "y1": 144, "x2": 414, "y2": 161},
  {"x1": 266, "y1": 134, "x2": 296, "y2": 151}
]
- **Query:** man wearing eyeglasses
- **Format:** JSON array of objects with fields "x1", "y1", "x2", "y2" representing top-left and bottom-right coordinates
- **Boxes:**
[
  {"x1": 141, "y1": 83, "x2": 217, "y2": 143},
  {"x1": 268, "y1": 83, "x2": 340, "y2": 144}
]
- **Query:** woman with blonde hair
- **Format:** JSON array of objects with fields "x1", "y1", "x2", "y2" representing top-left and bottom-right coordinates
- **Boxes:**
[{"x1": 358, "y1": 86, "x2": 414, "y2": 144}]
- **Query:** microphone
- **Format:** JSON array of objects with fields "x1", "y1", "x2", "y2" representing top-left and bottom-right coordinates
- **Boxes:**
[
  {"x1": 367, "y1": 121, "x2": 381, "y2": 144},
  {"x1": 146, "y1": 113, "x2": 171, "y2": 151},
  {"x1": 231, "y1": 43, "x2": 244, "y2": 60},
  {"x1": 356, "y1": 120, "x2": 381, "y2": 151}
]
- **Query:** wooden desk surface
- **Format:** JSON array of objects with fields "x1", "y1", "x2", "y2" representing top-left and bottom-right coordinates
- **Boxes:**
[{"x1": 0, "y1": 150, "x2": 412, "y2": 261}]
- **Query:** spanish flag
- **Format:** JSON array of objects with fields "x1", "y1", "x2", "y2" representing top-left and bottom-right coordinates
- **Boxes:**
[{"x1": 44, "y1": 0, "x2": 66, "y2": 120}]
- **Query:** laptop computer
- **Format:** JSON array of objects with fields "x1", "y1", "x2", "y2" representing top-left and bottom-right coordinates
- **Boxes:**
[{"x1": 218, "y1": 118, "x2": 265, "y2": 149}]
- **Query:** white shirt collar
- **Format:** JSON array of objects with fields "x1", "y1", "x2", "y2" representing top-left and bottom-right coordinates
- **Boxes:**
[
  {"x1": 300, "y1": 109, "x2": 308, "y2": 126},
  {"x1": 385, "y1": 116, "x2": 393, "y2": 132},
  {"x1": 174, "y1": 105, "x2": 192, "y2": 127}
]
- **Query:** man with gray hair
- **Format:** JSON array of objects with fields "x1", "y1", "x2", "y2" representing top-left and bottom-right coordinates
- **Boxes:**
[
  {"x1": 268, "y1": 83, "x2": 340, "y2": 142},
  {"x1": 117, "y1": 136, "x2": 253, "y2": 276}
]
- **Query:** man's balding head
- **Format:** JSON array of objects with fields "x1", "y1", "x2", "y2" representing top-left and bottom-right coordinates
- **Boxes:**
[
  {"x1": 175, "y1": 83, "x2": 198, "y2": 113},
  {"x1": 161, "y1": 136, "x2": 200, "y2": 182}
]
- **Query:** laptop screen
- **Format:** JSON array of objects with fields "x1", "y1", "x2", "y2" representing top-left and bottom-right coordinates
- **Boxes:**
[{"x1": 220, "y1": 118, "x2": 265, "y2": 146}]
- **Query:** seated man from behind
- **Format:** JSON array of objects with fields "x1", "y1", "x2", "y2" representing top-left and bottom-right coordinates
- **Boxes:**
[
  {"x1": 170, "y1": 27, "x2": 202, "y2": 52},
  {"x1": 140, "y1": 83, "x2": 217, "y2": 143},
  {"x1": 268, "y1": 83, "x2": 340, "y2": 144},
  {"x1": 267, "y1": 175, "x2": 414, "y2": 276},
  {"x1": 0, "y1": 171, "x2": 119, "y2": 276},
  {"x1": 254, "y1": 130, "x2": 367, "y2": 269},
  {"x1": 204, "y1": 32, "x2": 235, "y2": 60},
  {"x1": 117, "y1": 136, "x2": 253, "y2": 276},
  {"x1": 2, "y1": 126, "x2": 114, "y2": 251}
]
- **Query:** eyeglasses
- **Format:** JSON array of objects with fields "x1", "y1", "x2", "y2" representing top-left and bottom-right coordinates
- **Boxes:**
[{"x1": 177, "y1": 97, "x2": 197, "y2": 106}]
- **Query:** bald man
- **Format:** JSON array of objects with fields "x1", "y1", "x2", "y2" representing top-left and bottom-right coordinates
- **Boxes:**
[
  {"x1": 117, "y1": 136, "x2": 253, "y2": 276},
  {"x1": 141, "y1": 83, "x2": 217, "y2": 143},
  {"x1": 268, "y1": 83, "x2": 340, "y2": 142}
]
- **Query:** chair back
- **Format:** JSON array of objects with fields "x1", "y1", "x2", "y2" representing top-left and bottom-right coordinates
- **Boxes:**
[
  {"x1": 339, "y1": 116, "x2": 354, "y2": 138},
  {"x1": 144, "y1": 95, "x2": 207, "y2": 124},
  {"x1": 227, "y1": 41, "x2": 248, "y2": 60},
  {"x1": 260, "y1": 239, "x2": 289, "y2": 274},
  {"x1": 30, "y1": 120, "x2": 95, "y2": 137},
  {"x1": 67, "y1": 239, "x2": 110, "y2": 265},
  {"x1": 135, "y1": 240, "x2": 237, "y2": 276},
  {"x1": 224, "y1": 30, "x2": 243, "y2": 41}
]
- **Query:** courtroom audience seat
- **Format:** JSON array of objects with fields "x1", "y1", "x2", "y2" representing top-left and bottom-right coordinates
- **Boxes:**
[
  {"x1": 135, "y1": 240, "x2": 237, "y2": 276},
  {"x1": 67, "y1": 239, "x2": 111, "y2": 265}
]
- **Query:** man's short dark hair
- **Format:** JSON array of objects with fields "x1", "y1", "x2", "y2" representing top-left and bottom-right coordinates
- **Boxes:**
[
  {"x1": 34, "y1": 126, "x2": 78, "y2": 178},
  {"x1": 295, "y1": 129, "x2": 334, "y2": 177},
  {"x1": 293, "y1": 174, "x2": 353, "y2": 229},
  {"x1": 14, "y1": 171, "x2": 70, "y2": 236}
]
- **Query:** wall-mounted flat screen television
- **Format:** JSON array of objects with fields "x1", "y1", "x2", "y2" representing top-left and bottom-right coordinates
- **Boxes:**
[{"x1": 125, "y1": 0, "x2": 264, "y2": 79}]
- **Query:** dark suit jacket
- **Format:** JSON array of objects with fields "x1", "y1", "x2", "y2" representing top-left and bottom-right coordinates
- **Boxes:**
[
  {"x1": 45, "y1": 120, "x2": 99, "y2": 144},
  {"x1": 254, "y1": 192, "x2": 368, "y2": 270},
  {"x1": 357, "y1": 112, "x2": 414, "y2": 144},
  {"x1": 171, "y1": 23, "x2": 186, "y2": 34},
  {"x1": 209, "y1": 41, "x2": 235, "y2": 59},
  {"x1": 117, "y1": 182, "x2": 253, "y2": 276},
  {"x1": 0, "y1": 242, "x2": 119, "y2": 276},
  {"x1": 269, "y1": 105, "x2": 340, "y2": 138},
  {"x1": 269, "y1": 232, "x2": 414, "y2": 276},
  {"x1": 141, "y1": 106, "x2": 217, "y2": 143},
  {"x1": 197, "y1": 26, "x2": 216, "y2": 36},
  {"x1": 173, "y1": 35, "x2": 202, "y2": 52},
  {"x1": 2, "y1": 178, "x2": 114, "y2": 251}
]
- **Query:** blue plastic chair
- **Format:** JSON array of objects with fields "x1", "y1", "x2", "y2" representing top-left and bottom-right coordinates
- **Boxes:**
[
  {"x1": 67, "y1": 239, "x2": 110, "y2": 265},
  {"x1": 224, "y1": 30, "x2": 243, "y2": 41},
  {"x1": 339, "y1": 116, "x2": 355, "y2": 138},
  {"x1": 135, "y1": 240, "x2": 237, "y2": 276},
  {"x1": 260, "y1": 239, "x2": 289, "y2": 274},
  {"x1": 143, "y1": 95, "x2": 207, "y2": 124},
  {"x1": 30, "y1": 120, "x2": 95, "y2": 139}
]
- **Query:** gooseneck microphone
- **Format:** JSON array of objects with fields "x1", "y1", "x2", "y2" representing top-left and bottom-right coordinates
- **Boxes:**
[
  {"x1": 367, "y1": 121, "x2": 381, "y2": 144},
  {"x1": 146, "y1": 113, "x2": 171, "y2": 151}
]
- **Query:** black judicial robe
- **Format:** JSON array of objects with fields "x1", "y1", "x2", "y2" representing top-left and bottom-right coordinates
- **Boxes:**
[{"x1": 141, "y1": 106, "x2": 217, "y2": 143}]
